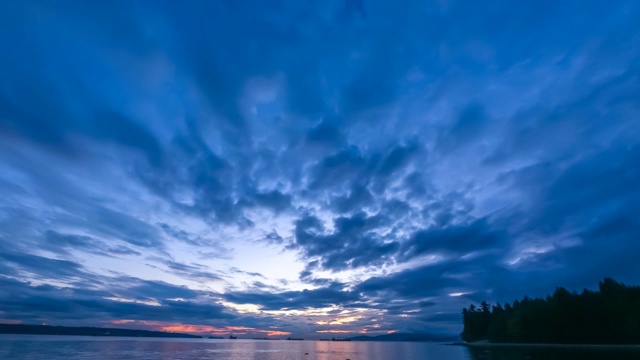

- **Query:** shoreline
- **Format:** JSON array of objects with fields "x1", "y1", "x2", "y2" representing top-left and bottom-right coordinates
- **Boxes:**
[{"x1": 460, "y1": 341, "x2": 640, "y2": 350}]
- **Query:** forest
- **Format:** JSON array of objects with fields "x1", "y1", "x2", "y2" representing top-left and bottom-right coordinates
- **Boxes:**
[{"x1": 461, "y1": 278, "x2": 640, "y2": 344}]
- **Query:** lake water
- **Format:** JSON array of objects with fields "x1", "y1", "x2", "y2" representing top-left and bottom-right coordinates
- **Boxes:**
[{"x1": 1, "y1": 335, "x2": 639, "y2": 360}]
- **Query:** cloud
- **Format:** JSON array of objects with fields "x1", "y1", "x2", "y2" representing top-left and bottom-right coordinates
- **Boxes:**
[
  {"x1": 119, "y1": 321, "x2": 291, "y2": 337},
  {"x1": 229, "y1": 267, "x2": 266, "y2": 280},
  {"x1": 0, "y1": 249, "x2": 85, "y2": 281},
  {"x1": 0, "y1": 4, "x2": 162, "y2": 163},
  {"x1": 43, "y1": 230, "x2": 141, "y2": 257},
  {"x1": 356, "y1": 263, "x2": 462, "y2": 300},
  {"x1": 437, "y1": 103, "x2": 488, "y2": 154},
  {"x1": 223, "y1": 283, "x2": 359, "y2": 311},
  {"x1": 146, "y1": 258, "x2": 226, "y2": 284},
  {"x1": 400, "y1": 219, "x2": 507, "y2": 260},
  {"x1": 0, "y1": 275, "x2": 234, "y2": 325},
  {"x1": 292, "y1": 212, "x2": 399, "y2": 271},
  {"x1": 158, "y1": 224, "x2": 231, "y2": 258},
  {"x1": 306, "y1": 118, "x2": 346, "y2": 147}
]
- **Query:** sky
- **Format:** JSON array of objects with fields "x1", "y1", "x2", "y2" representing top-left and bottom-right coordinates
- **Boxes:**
[{"x1": 1, "y1": 0, "x2": 639, "y2": 338}]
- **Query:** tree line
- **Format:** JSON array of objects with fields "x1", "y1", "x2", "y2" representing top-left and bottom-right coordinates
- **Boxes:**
[{"x1": 461, "y1": 278, "x2": 640, "y2": 344}]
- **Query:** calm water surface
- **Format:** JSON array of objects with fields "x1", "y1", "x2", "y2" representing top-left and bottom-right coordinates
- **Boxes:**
[{"x1": 1, "y1": 335, "x2": 639, "y2": 360}]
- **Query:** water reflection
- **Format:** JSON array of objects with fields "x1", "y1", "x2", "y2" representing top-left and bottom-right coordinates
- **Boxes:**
[
  {"x1": 0, "y1": 336, "x2": 469, "y2": 360},
  {"x1": 467, "y1": 345, "x2": 640, "y2": 360},
  {"x1": 4, "y1": 335, "x2": 639, "y2": 360}
]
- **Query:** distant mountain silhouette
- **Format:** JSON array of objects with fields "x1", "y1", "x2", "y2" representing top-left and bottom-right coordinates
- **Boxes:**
[
  {"x1": 0, "y1": 323, "x2": 201, "y2": 338},
  {"x1": 350, "y1": 332, "x2": 458, "y2": 342}
]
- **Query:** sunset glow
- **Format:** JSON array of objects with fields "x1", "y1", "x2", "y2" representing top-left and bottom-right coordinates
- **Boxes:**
[
  {"x1": 316, "y1": 330, "x2": 351, "y2": 334},
  {"x1": 110, "y1": 320, "x2": 291, "y2": 337}
]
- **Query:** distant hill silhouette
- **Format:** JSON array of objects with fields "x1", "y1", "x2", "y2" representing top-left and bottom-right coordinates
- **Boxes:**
[
  {"x1": 0, "y1": 323, "x2": 201, "y2": 338},
  {"x1": 351, "y1": 332, "x2": 458, "y2": 342},
  {"x1": 462, "y1": 278, "x2": 640, "y2": 344}
]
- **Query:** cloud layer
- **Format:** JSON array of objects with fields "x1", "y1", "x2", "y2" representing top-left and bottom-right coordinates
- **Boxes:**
[{"x1": 1, "y1": 0, "x2": 639, "y2": 337}]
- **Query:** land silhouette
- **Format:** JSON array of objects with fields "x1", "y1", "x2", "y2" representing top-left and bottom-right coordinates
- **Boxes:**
[
  {"x1": 0, "y1": 323, "x2": 201, "y2": 338},
  {"x1": 462, "y1": 278, "x2": 640, "y2": 344}
]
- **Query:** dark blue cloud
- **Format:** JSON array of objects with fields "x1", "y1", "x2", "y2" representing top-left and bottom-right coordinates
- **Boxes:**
[
  {"x1": 438, "y1": 103, "x2": 488, "y2": 154},
  {"x1": 356, "y1": 263, "x2": 463, "y2": 300},
  {"x1": 0, "y1": 248, "x2": 85, "y2": 281},
  {"x1": 223, "y1": 283, "x2": 359, "y2": 311},
  {"x1": 306, "y1": 118, "x2": 346, "y2": 146},
  {"x1": 0, "y1": 2, "x2": 163, "y2": 163},
  {"x1": 146, "y1": 257, "x2": 226, "y2": 283},
  {"x1": 0, "y1": 277, "x2": 234, "y2": 324},
  {"x1": 43, "y1": 230, "x2": 141, "y2": 257},
  {"x1": 292, "y1": 211, "x2": 399, "y2": 271},
  {"x1": 122, "y1": 279, "x2": 202, "y2": 302},
  {"x1": 400, "y1": 219, "x2": 507, "y2": 260},
  {"x1": 228, "y1": 267, "x2": 266, "y2": 280}
]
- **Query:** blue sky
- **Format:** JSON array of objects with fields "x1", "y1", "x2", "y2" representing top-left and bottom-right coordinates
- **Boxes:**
[{"x1": 1, "y1": 0, "x2": 639, "y2": 338}]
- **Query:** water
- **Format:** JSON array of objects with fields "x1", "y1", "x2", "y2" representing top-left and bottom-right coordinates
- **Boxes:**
[
  {"x1": 0, "y1": 335, "x2": 639, "y2": 360},
  {"x1": 465, "y1": 345, "x2": 640, "y2": 360}
]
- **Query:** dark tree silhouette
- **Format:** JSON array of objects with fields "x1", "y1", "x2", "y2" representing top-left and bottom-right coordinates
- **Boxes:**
[{"x1": 461, "y1": 278, "x2": 640, "y2": 344}]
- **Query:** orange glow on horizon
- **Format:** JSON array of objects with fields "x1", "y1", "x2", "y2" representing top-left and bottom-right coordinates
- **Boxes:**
[
  {"x1": 109, "y1": 320, "x2": 290, "y2": 337},
  {"x1": 316, "y1": 329, "x2": 351, "y2": 334}
]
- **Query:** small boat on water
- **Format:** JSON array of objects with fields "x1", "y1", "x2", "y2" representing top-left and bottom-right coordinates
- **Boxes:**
[
  {"x1": 229, "y1": 335, "x2": 237, "y2": 339},
  {"x1": 286, "y1": 337, "x2": 304, "y2": 340}
]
